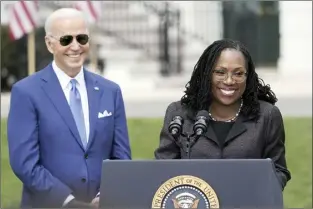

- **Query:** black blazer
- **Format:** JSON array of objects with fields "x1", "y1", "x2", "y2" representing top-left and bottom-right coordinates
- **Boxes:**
[{"x1": 154, "y1": 100, "x2": 291, "y2": 189}]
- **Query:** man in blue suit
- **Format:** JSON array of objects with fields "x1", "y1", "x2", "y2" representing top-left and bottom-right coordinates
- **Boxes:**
[{"x1": 7, "y1": 8, "x2": 131, "y2": 208}]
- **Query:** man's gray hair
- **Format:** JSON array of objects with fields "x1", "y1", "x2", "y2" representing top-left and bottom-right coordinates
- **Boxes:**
[{"x1": 44, "y1": 8, "x2": 88, "y2": 35}]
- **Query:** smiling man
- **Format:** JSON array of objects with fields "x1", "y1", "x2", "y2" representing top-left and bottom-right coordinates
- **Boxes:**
[{"x1": 7, "y1": 8, "x2": 131, "y2": 208}]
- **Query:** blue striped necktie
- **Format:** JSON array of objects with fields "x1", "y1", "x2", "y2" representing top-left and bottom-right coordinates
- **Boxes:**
[{"x1": 69, "y1": 79, "x2": 87, "y2": 149}]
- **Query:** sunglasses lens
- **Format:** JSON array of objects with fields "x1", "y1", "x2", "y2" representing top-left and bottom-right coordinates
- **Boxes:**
[
  {"x1": 76, "y1": 34, "x2": 89, "y2": 45},
  {"x1": 59, "y1": 35, "x2": 73, "y2": 46},
  {"x1": 59, "y1": 34, "x2": 89, "y2": 46}
]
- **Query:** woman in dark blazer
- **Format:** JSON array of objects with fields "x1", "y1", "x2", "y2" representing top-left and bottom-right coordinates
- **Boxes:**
[{"x1": 154, "y1": 39, "x2": 291, "y2": 190}]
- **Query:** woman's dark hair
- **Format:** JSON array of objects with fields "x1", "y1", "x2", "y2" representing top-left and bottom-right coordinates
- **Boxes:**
[{"x1": 181, "y1": 39, "x2": 277, "y2": 118}]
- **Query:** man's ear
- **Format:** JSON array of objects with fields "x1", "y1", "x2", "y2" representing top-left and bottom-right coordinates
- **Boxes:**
[{"x1": 45, "y1": 36, "x2": 54, "y2": 54}]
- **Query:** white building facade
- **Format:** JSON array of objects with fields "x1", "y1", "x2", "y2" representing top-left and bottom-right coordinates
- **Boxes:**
[
  {"x1": 278, "y1": 1, "x2": 312, "y2": 78},
  {"x1": 1, "y1": 1, "x2": 311, "y2": 81},
  {"x1": 172, "y1": 1, "x2": 312, "y2": 78}
]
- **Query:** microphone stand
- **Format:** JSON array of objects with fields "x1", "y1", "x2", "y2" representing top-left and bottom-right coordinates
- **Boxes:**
[
  {"x1": 180, "y1": 132, "x2": 201, "y2": 159},
  {"x1": 170, "y1": 114, "x2": 208, "y2": 158}
]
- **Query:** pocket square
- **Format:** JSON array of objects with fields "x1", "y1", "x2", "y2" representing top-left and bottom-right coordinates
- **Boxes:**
[{"x1": 98, "y1": 110, "x2": 112, "y2": 118}]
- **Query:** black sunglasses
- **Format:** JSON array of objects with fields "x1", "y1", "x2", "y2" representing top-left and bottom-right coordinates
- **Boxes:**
[{"x1": 57, "y1": 34, "x2": 89, "y2": 46}]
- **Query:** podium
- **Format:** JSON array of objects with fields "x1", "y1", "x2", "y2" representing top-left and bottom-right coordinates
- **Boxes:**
[{"x1": 99, "y1": 159, "x2": 283, "y2": 209}]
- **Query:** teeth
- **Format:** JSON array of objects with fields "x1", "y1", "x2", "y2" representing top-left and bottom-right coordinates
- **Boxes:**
[
  {"x1": 221, "y1": 89, "x2": 235, "y2": 95},
  {"x1": 68, "y1": 54, "x2": 80, "y2": 58}
]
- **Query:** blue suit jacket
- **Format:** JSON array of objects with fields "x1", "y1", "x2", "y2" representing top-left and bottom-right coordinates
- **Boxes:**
[{"x1": 7, "y1": 63, "x2": 132, "y2": 208}]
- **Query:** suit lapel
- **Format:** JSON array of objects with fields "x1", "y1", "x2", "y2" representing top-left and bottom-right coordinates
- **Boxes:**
[
  {"x1": 185, "y1": 110, "x2": 220, "y2": 146},
  {"x1": 84, "y1": 71, "x2": 102, "y2": 150},
  {"x1": 40, "y1": 64, "x2": 85, "y2": 150},
  {"x1": 204, "y1": 123, "x2": 219, "y2": 145},
  {"x1": 224, "y1": 115, "x2": 247, "y2": 145},
  {"x1": 203, "y1": 114, "x2": 248, "y2": 146}
]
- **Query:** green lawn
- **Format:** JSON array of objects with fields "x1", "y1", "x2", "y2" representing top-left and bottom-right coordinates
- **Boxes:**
[{"x1": 1, "y1": 117, "x2": 312, "y2": 208}]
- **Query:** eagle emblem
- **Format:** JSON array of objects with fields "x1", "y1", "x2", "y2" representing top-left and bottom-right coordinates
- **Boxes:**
[{"x1": 172, "y1": 192, "x2": 200, "y2": 208}]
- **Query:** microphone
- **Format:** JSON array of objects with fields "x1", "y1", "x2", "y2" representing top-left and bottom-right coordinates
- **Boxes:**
[
  {"x1": 193, "y1": 110, "x2": 210, "y2": 136},
  {"x1": 168, "y1": 115, "x2": 184, "y2": 138}
]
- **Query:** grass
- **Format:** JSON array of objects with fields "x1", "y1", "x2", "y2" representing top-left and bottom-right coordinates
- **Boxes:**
[{"x1": 1, "y1": 117, "x2": 312, "y2": 208}]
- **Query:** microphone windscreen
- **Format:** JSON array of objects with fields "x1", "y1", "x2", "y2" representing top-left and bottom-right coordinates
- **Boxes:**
[
  {"x1": 196, "y1": 110, "x2": 210, "y2": 118},
  {"x1": 171, "y1": 112, "x2": 184, "y2": 122},
  {"x1": 173, "y1": 115, "x2": 183, "y2": 120}
]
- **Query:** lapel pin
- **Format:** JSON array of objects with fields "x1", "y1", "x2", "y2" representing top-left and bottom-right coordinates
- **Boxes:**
[{"x1": 94, "y1": 86, "x2": 99, "y2": 90}]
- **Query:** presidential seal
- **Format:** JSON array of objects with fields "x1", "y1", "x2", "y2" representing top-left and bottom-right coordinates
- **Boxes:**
[{"x1": 152, "y1": 175, "x2": 219, "y2": 209}]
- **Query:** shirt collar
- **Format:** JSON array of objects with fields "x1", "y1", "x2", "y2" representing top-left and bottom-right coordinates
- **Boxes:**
[{"x1": 52, "y1": 61, "x2": 85, "y2": 90}]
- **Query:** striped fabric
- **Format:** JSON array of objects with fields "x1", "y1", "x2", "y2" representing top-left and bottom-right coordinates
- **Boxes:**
[
  {"x1": 8, "y1": 0, "x2": 39, "y2": 40},
  {"x1": 74, "y1": 1, "x2": 101, "y2": 24}
]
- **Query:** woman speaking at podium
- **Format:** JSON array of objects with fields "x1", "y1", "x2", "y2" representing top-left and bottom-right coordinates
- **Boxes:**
[{"x1": 154, "y1": 39, "x2": 291, "y2": 190}]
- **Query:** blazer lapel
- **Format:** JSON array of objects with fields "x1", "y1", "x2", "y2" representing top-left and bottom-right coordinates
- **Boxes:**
[
  {"x1": 84, "y1": 70, "x2": 102, "y2": 150},
  {"x1": 186, "y1": 110, "x2": 220, "y2": 145},
  {"x1": 40, "y1": 64, "x2": 85, "y2": 150},
  {"x1": 224, "y1": 115, "x2": 247, "y2": 145},
  {"x1": 204, "y1": 122, "x2": 219, "y2": 145}
]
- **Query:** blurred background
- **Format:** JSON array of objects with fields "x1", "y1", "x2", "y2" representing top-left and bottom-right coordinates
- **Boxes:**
[{"x1": 1, "y1": 1, "x2": 312, "y2": 208}]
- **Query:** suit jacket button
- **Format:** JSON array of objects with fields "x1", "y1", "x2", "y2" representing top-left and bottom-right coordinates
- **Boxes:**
[
  {"x1": 84, "y1": 154, "x2": 88, "y2": 159},
  {"x1": 81, "y1": 178, "x2": 86, "y2": 182}
]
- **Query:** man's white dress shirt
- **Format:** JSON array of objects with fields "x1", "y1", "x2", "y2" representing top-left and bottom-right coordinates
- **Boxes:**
[{"x1": 52, "y1": 61, "x2": 91, "y2": 206}]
